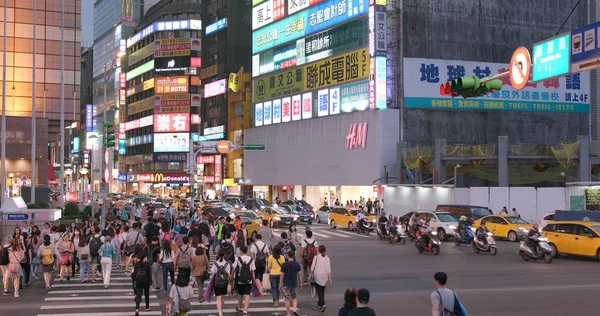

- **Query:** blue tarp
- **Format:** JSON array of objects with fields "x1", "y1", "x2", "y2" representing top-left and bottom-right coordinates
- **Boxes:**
[{"x1": 555, "y1": 210, "x2": 600, "y2": 222}]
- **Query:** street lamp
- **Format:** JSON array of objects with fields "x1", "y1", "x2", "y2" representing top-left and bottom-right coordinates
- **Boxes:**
[{"x1": 88, "y1": 134, "x2": 98, "y2": 221}]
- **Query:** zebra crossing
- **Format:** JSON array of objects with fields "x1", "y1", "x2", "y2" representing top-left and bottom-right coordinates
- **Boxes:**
[{"x1": 271, "y1": 224, "x2": 375, "y2": 239}]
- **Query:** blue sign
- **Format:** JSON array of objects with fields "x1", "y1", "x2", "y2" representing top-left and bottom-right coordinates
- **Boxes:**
[
  {"x1": 252, "y1": 0, "x2": 368, "y2": 54},
  {"x1": 117, "y1": 174, "x2": 128, "y2": 182},
  {"x1": 532, "y1": 33, "x2": 570, "y2": 82},
  {"x1": 118, "y1": 139, "x2": 126, "y2": 155},
  {"x1": 191, "y1": 132, "x2": 225, "y2": 142},
  {"x1": 206, "y1": 18, "x2": 227, "y2": 35},
  {"x1": 71, "y1": 137, "x2": 80, "y2": 153},
  {"x1": 571, "y1": 21, "x2": 600, "y2": 73},
  {"x1": 127, "y1": 19, "x2": 203, "y2": 47},
  {"x1": 340, "y1": 80, "x2": 369, "y2": 112},
  {"x1": 154, "y1": 153, "x2": 188, "y2": 162},
  {"x1": 5, "y1": 214, "x2": 29, "y2": 221}
]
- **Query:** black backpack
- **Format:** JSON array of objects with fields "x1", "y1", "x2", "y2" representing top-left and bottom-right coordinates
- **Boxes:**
[
  {"x1": 135, "y1": 263, "x2": 149, "y2": 285},
  {"x1": 236, "y1": 257, "x2": 253, "y2": 284},
  {"x1": 214, "y1": 262, "x2": 230, "y2": 288},
  {"x1": 254, "y1": 243, "x2": 267, "y2": 268},
  {"x1": 89, "y1": 236, "x2": 102, "y2": 256},
  {"x1": 221, "y1": 241, "x2": 234, "y2": 261},
  {"x1": 0, "y1": 246, "x2": 9, "y2": 265}
]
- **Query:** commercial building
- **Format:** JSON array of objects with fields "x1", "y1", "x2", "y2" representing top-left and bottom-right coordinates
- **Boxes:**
[
  {"x1": 245, "y1": 0, "x2": 591, "y2": 206},
  {"x1": 0, "y1": 0, "x2": 81, "y2": 191},
  {"x1": 122, "y1": 0, "x2": 203, "y2": 195}
]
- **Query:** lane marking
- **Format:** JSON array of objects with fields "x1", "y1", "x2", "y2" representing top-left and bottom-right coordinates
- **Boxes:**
[
  {"x1": 45, "y1": 295, "x2": 158, "y2": 301},
  {"x1": 38, "y1": 313, "x2": 163, "y2": 316},
  {"x1": 41, "y1": 303, "x2": 161, "y2": 309},
  {"x1": 188, "y1": 307, "x2": 297, "y2": 314},
  {"x1": 320, "y1": 231, "x2": 351, "y2": 238}
]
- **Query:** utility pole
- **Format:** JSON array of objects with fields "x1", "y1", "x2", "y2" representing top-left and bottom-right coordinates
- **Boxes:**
[{"x1": 31, "y1": 0, "x2": 37, "y2": 203}]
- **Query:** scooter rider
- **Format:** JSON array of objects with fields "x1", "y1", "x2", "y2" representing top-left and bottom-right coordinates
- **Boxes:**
[
  {"x1": 409, "y1": 212, "x2": 420, "y2": 236},
  {"x1": 357, "y1": 209, "x2": 368, "y2": 232},
  {"x1": 527, "y1": 223, "x2": 541, "y2": 254},
  {"x1": 457, "y1": 216, "x2": 469, "y2": 236},
  {"x1": 475, "y1": 223, "x2": 489, "y2": 245},
  {"x1": 378, "y1": 212, "x2": 389, "y2": 236}
]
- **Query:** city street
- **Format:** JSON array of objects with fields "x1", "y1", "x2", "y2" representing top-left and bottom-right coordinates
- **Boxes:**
[{"x1": 2, "y1": 223, "x2": 599, "y2": 316}]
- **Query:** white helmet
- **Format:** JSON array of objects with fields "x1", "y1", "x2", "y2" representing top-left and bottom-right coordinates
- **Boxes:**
[{"x1": 460, "y1": 216, "x2": 467, "y2": 221}]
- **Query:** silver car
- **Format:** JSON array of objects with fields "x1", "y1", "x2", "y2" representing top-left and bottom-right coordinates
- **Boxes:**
[{"x1": 315, "y1": 206, "x2": 333, "y2": 224}]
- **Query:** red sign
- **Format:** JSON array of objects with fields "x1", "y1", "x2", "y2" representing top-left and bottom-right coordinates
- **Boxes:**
[
  {"x1": 191, "y1": 57, "x2": 202, "y2": 68},
  {"x1": 204, "y1": 176, "x2": 215, "y2": 183},
  {"x1": 191, "y1": 114, "x2": 201, "y2": 124},
  {"x1": 66, "y1": 192, "x2": 78, "y2": 202},
  {"x1": 214, "y1": 155, "x2": 222, "y2": 183},
  {"x1": 197, "y1": 155, "x2": 215, "y2": 164},
  {"x1": 273, "y1": 0, "x2": 285, "y2": 21},
  {"x1": 153, "y1": 113, "x2": 190, "y2": 132},
  {"x1": 346, "y1": 122, "x2": 368, "y2": 149},
  {"x1": 119, "y1": 73, "x2": 126, "y2": 88},
  {"x1": 137, "y1": 174, "x2": 153, "y2": 182}
]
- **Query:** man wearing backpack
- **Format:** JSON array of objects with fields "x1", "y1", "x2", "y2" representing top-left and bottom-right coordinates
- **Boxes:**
[
  {"x1": 300, "y1": 230, "x2": 319, "y2": 284},
  {"x1": 276, "y1": 232, "x2": 296, "y2": 258},
  {"x1": 230, "y1": 245, "x2": 255, "y2": 316},
  {"x1": 89, "y1": 227, "x2": 104, "y2": 283},
  {"x1": 220, "y1": 232, "x2": 235, "y2": 263},
  {"x1": 431, "y1": 271, "x2": 467, "y2": 316},
  {"x1": 174, "y1": 236, "x2": 194, "y2": 278},
  {"x1": 249, "y1": 234, "x2": 269, "y2": 284}
]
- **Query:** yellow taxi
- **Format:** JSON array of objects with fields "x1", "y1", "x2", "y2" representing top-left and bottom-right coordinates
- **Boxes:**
[
  {"x1": 473, "y1": 215, "x2": 533, "y2": 242},
  {"x1": 256, "y1": 206, "x2": 296, "y2": 227},
  {"x1": 329, "y1": 207, "x2": 376, "y2": 231},
  {"x1": 542, "y1": 220, "x2": 600, "y2": 261},
  {"x1": 234, "y1": 210, "x2": 262, "y2": 225}
]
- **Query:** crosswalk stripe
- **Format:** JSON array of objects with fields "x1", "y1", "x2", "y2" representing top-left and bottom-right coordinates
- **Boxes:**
[
  {"x1": 40, "y1": 303, "x2": 161, "y2": 309},
  {"x1": 37, "y1": 312, "x2": 163, "y2": 316},
  {"x1": 309, "y1": 231, "x2": 331, "y2": 238},
  {"x1": 330, "y1": 229, "x2": 370, "y2": 238},
  {"x1": 50, "y1": 283, "x2": 132, "y2": 288},
  {"x1": 49, "y1": 289, "x2": 135, "y2": 294},
  {"x1": 321, "y1": 230, "x2": 351, "y2": 238},
  {"x1": 54, "y1": 277, "x2": 131, "y2": 281},
  {"x1": 191, "y1": 299, "x2": 274, "y2": 305},
  {"x1": 188, "y1": 307, "x2": 293, "y2": 314},
  {"x1": 45, "y1": 295, "x2": 158, "y2": 301}
]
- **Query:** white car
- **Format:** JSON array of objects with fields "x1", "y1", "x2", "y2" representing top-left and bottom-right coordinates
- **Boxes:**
[
  {"x1": 416, "y1": 211, "x2": 460, "y2": 241},
  {"x1": 315, "y1": 206, "x2": 333, "y2": 224},
  {"x1": 539, "y1": 212, "x2": 555, "y2": 231}
]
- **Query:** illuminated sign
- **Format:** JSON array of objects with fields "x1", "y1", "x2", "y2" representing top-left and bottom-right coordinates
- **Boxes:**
[
  {"x1": 292, "y1": 95, "x2": 301, "y2": 121},
  {"x1": 375, "y1": 56, "x2": 386, "y2": 109},
  {"x1": 204, "y1": 125, "x2": 225, "y2": 135},
  {"x1": 154, "y1": 94, "x2": 191, "y2": 113},
  {"x1": 272, "y1": 99, "x2": 282, "y2": 123},
  {"x1": 153, "y1": 113, "x2": 190, "y2": 133},
  {"x1": 253, "y1": 47, "x2": 369, "y2": 102},
  {"x1": 264, "y1": 101, "x2": 272, "y2": 124},
  {"x1": 85, "y1": 104, "x2": 97, "y2": 132},
  {"x1": 154, "y1": 153, "x2": 188, "y2": 162},
  {"x1": 155, "y1": 57, "x2": 200, "y2": 74},
  {"x1": 252, "y1": 0, "x2": 285, "y2": 30},
  {"x1": 119, "y1": 72, "x2": 126, "y2": 88},
  {"x1": 126, "y1": 60, "x2": 154, "y2": 80},
  {"x1": 72, "y1": 137, "x2": 80, "y2": 153},
  {"x1": 302, "y1": 93, "x2": 312, "y2": 119},
  {"x1": 346, "y1": 122, "x2": 367, "y2": 149},
  {"x1": 341, "y1": 80, "x2": 369, "y2": 112},
  {"x1": 133, "y1": 173, "x2": 190, "y2": 182},
  {"x1": 124, "y1": 115, "x2": 153, "y2": 131},
  {"x1": 154, "y1": 38, "x2": 201, "y2": 57},
  {"x1": 119, "y1": 89, "x2": 126, "y2": 105},
  {"x1": 204, "y1": 79, "x2": 227, "y2": 98},
  {"x1": 200, "y1": 65, "x2": 219, "y2": 79},
  {"x1": 155, "y1": 76, "x2": 189, "y2": 94},
  {"x1": 191, "y1": 132, "x2": 225, "y2": 142},
  {"x1": 127, "y1": 19, "x2": 202, "y2": 47},
  {"x1": 143, "y1": 78, "x2": 155, "y2": 91},
  {"x1": 252, "y1": 0, "x2": 368, "y2": 54},
  {"x1": 255, "y1": 103, "x2": 263, "y2": 126},
  {"x1": 191, "y1": 114, "x2": 201, "y2": 124},
  {"x1": 281, "y1": 97, "x2": 291, "y2": 122},
  {"x1": 206, "y1": 18, "x2": 227, "y2": 35},
  {"x1": 214, "y1": 155, "x2": 222, "y2": 183},
  {"x1": 153, "y1": 133, "x2": 190, "y2": 152},
  {"x1": 197, "y1": 156, "x2": 215, "y2": 164}
]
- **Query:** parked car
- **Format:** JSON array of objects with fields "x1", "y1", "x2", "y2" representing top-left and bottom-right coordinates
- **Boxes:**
[
  {"x1": 315, "y1": 206, "x2": 333, "y2": 224},
  {"x1": 542, "y1": 220, "x2": 600, "y2": 260},
  {"x1": 436, "y1": 204, "x2": 492, "y2": 221}
]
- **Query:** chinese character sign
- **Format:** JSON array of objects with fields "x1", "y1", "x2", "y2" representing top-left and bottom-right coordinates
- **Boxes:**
[
  {"x1": 302, "y1": 93, "x2": 312, "y2": 119},
  {"x1": 153, "y1": 113, "x2": 190, "y2": 132},
  {"x1": 292, "y1": 95, "x2": 302, "y2": 121},
  {"x1": 264, "y1": 101, "x2": 273, "y2": 125},
  {"x1": 154, "y1": 76, "x2": 189, "y2": 94},
  {"x1": 403, "y1": 57, "x2": 590, "y2": 113},
  {"x1": 255, "y1": 103, "x2": 264, "y2": 126},
  {"x1": 282, "y1": 97, "x2": 292, "y2": 122},
  {"x1": 273, "y1": 99, "x2": 282, "y2": 123}
]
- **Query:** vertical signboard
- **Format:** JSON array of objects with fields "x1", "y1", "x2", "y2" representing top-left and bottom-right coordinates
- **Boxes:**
[
  {"x1": 292, "y1": 95, "x2": 302, "y2": 121},
  {"x1": 214, "y1": 155, "x2": 222, "y2": 184},
  {"x1": 302, "y1": 93, "x2": 312, "y2": 119},
  {"x1": 272, "y1": 99, "x2": 282, "y2": 123},
  {"x1": 317, "y1": 89, "x2": 329, "y2": 117},
  {"x1": 282, "y1": 97, "x2": 291, "y2": 122},
  {"x1": 368, "y1": 2, "x2": 387, "y2": 109},
  {"x1": 255, "y1": 102, "x2": 263, "y2": 126},
  {"x1": 264, "y1": 101, "x2": 272, "y2": 125},
  {"x1": 330, "y1": 87, "x2": 340, "y2": 115}
]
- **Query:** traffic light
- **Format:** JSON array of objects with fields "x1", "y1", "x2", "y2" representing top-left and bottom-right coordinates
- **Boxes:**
[
  {"x1": 105, "y1": 121, "x2": 115, "y2": 148},
  {"x1": 440, "y1": 75, "x2": 503, "y2": 99}
]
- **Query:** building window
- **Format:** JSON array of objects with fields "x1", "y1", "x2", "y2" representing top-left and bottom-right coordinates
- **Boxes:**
[
  {"x1": 233, "y1": 158, "x2": 242, "y2": 179},
  {"x1": 234, "y1": 102, "x2": 243, "y2": 117},
  {"x1": 233, "y1": 130, "x2": 242, "y2": 146}
]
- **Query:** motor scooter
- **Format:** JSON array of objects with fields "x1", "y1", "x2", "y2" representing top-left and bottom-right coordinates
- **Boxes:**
[
  {"x1": 519, "y1": 235, "x2": 553, "y2": 263},
  {"x1": 472, "y1": 232, "x2": 498, "y2": 255},
  {"x1": 379, "y1": 224, "x2": 406, "y2": 244},
  {"x1": 452, "y1": 224, "x2": 475, "y2": 246},
  {"x1": 414, "y1": 226, "x2": 441, "y2": 255},
  {"x1": 356, "y1": 219, "x2": 371, "y2": 236}
]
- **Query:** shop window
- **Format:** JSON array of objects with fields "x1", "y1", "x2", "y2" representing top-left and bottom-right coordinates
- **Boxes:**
[{"x1": 168, "y1": 162, "x2": 180, "y2": 171}]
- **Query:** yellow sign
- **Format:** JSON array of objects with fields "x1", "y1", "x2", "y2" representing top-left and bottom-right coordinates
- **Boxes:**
[
  {"x1": 200, "y1": 65, "x2": 218, "y2": 79},
  {"x1": 303, "y1": 47, "x2": 369, "y2": 91},
  {"x1": 223, "y1": 178, "x2": 235, "y2": 186},
  {"x1": 375, "y1": 0, "x2": 387, "y2": 5},
  {"x1": 228, "y1": 67, "x2": 244, "y2": 93},
  {"x1": 142, "y1": 78, "x2": 154, "y2": 91},
  {"x1": 155, "y1": 76, "x2": 189, "y2": 94},
  {"x1": 253, "y1": 48, "x2": 369, "y2": 102}
]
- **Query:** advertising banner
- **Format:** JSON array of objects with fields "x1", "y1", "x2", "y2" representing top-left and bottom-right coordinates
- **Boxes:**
[
  {"x1": 153, "y1": 113, "x2": 190, "y2": 132},
  {"x1": 204, "y1": 79, "x2": 227, "y2": 97},
  {"x1": 253, "y1": 0, "x2": 368, "y2": 54},
  {"x1": 153, "y1": 153, "x2": 188, "y2": 162},
  {"x1": 127, "y1": 19, "x2": 202, "y2": 47},
  {"x1": 403, "y1": 57, "x2": 590, "y2": 113},
  {"x1": 153, "y1": 133, "x2": 190, "y2": 152},
  {"x1": 155, "y1": 57, "x2": 193, "y2": 74},
  {"x1": 252, "y1": 0, "x2": 285, "y2": 30},
  {"x1": 200, "y1": 65, "x2": 219, "y2": 79},
  {"x1": 153, "y1": 94, "x2": 191, "y2": 113},
  {"x1": 154, "y1": 38, "x2": 200, "y2": 57},
  {"x1": 206, "y1": 18, "x2": 227, "y2": 35},
  {"x1": 155, "y1": 76, "x2": 189, "y2": 94}
]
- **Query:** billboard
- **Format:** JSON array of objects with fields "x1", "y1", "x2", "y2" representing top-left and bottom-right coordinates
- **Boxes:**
[
  {"x1": 253, "y1": 47, "x2": 368, "y2": 102},
  {"x1": 155, "y1": 57, "x2": 201, "y2": 74},
  {"x1": 85, "y1": 104, "x2": 97, "y2": 132},
  {"x1": 403, "y1": 57, "x2": 590, "y2": 113},
  {"x1": 124, "y1": 115, "x2": 153, "y2": 131},
  {"x1": 155, "y1": 76, "x2": 189, "y2": 94},
  {"x1": 153, "y1": 133, "x2": 190, "y2": 152},
  {"x1": 204, "y1": 79, "x2": 227, "y2": 97},
  {"x1": 200, "y1": 65, "x2": 219, "y2": 79},
  {"x1": 153, "y1": 38, "x2": 201, "y2": 57},
  {"x1": 154, "y1": 94, "x2": 191, "y2": 113},
  {"x1": 206, "y1": 18, "x2": 227, "y2": 35},
  {"x1": 127, "y1": 19, "x2": 202, "y2": 47},
  {"x1": 288, "y1": 0, "x2": 324, "y2": 15},
  {"x1": 153, "y1": 113, "x2": 190, "y2": 132},
  {"x1": 154, "y1": 153, "x2": 188, "y2": 162},
  {"x1": 252, "y1": 0, "x2": 285, "y2": 30},
  {"x1": 252, "y1": 0, "x2": 368, "y2": 54}
]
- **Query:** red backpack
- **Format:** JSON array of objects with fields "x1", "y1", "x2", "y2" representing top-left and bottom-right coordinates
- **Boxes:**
[{"x1": 304, "y1": 240, "x2": 317, "y2": 264}]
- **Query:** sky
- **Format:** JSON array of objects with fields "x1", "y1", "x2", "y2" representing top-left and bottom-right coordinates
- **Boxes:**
[{"x1": 81, "y1": 0, "x2": 94, "y2": 48}]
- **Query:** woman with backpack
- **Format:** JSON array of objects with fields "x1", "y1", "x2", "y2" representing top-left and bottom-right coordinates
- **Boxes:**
[
  {"x1": 192, "y1": 247, "x2": 209, "y2": 302},
  {"x1": 78, "y1": 236, "x2": 92, "y2": 283},
  {"x1": 267, "y1": 246, "x2": 285, "y2": 308},
  {"x1": 133, "y1": 251, "x2": 152, "y2": 316},
  {"x1": 7, "y1": 241, "x2": 25, "y2": 297},
  {"x1": 160, "y1": 240, "x2": 176, "y2": 294},
  {"x1": 310, "y1": 245, "x2": 332, "y2": 312},
  {"x1": 31, "y1": 230, "x2": 42, "y2": 280},
  {"x1": 169, "y1": 272, "x2": 193, "y2": 316},
  {"x1": 207, "y1": 250, "x2": 231, "y2": 316},
  {"x1": 37, "y1": 234, "x2": 63, "y2": 291},
  {"x1": 20, "y1": 232, "x2": 33, "y2": 287},
  {"x1": 99, "y1": 236, "x2": 115, "y2": 288},
  {"x1": 235, "y1": 229, "x2": 246, "y2": 257},
  {"x1": 58, "y1": 232, "x2": 74, "y2": 283}
]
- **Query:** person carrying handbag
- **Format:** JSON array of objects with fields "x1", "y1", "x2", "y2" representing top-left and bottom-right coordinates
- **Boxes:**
[
  {"x1": 7, "y1": 241, "x2": 25, "y2": 297},
  {"x1": 309, "y1": 245, "x2": 332, "y2": 312}
]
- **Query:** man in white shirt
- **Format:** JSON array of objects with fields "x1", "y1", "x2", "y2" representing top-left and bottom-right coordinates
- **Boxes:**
[
  {"x1": 249, "y1": 234, "x2": 269, "y2": 283},
  {"x1": 231, "y1": 245, "x2": 255, "y2": 315}
]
